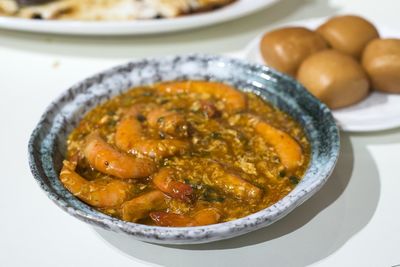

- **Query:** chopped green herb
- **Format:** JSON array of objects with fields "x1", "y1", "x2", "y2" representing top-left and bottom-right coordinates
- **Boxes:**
[
  {"x1": 289, "y1": 176, "x2": 299, "y2": 185},
  {"x1": 157, "y1": 116, "x2": 165, "y2": 124},
  {"x1": 159, "y1": 132, "x2": 166, "y2": 139},
  {"x1": 121, "y1": 96, "x2": 134, "y2": 106},
  {"x1": 141, "y1": 91, "x2": 153, "y2": 97},
  {"x1": 183, "y1": 179, "x2": 202, "y2": 189},
  {"x1": 136, "y1": 114, "x2": 146, "y2": 122},
  {"x1": 211, "y1": 132, "x2": 221, "y2": 139},
  {"x1": 107, "y1": 120, "x2": 117, "y2": 127},
  {"x1": 201, "y1": 186, "x2": 225, "y2": 202}
]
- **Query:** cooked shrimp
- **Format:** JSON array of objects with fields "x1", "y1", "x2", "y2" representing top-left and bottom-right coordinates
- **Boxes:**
[
  {"x1": 199, "y1": 100, "x2": 221, "y2": 118},
  {"x1": 149, "y1": 208, "x2": 221, "y2": 227},
  {"x1": 115, "y1": 106, "x2": 189, "y2": 158},
  {"x1": 131, "y1": 139, "x2": 190, "y2": 159},
  {"x1": 213, "y1": 171, "x2": 263, "y2": 204},
  {"x1": 147, "y1": 107, "x2": 188, "y2": 137},
  {"x1": 60, "y1": 160, "x2": 132, "y2": 208},
  {"x1": 152, "y1": 168, "x2": 193, "y2": 202},
  {"x1": 150, "y1": 212, "x2": 194, "y2": 227},
  {"x1": 83, "y1": 133, "x2": 156, "y2": 179},
  {"x1": 121, "y1": 190, "x2": 168, "y2": 222},
  {"x1": 193, "y1": 208, "x2": 221, "y2": 226},
  {"x1": 155, "y1": 81, "x2": 247, "y2": 113},
  {"x1": 253, "y1": 119, "x2": 303, "y2": 171}
]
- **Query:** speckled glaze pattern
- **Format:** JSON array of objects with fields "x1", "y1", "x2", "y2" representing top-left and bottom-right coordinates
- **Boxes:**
[{"x1": 28, "y1": 54, "x2": 340, "y2": 245}]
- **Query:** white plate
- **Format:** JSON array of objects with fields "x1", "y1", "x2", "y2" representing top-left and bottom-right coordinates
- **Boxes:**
[
  {"x1": 0, "y1": 0, "x2": 278, "y2": 35},
  {"x1": 243, "y1": 17, "x2": 400, "y2": 132}
]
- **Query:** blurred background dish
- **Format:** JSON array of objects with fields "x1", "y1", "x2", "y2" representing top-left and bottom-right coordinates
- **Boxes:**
[
  {"x1": 1, "y1": 0, "x2": 236, "y2": 20},
  {"x1": 0, "y1": 0, "x2": 278, "y2": 35},
  {"x1": 243, "y1": 17, "x2": 400, "y2": 132}
]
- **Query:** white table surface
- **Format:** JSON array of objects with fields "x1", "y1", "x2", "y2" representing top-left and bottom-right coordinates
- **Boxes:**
[{"x1": 1, "y1": 0, "x2": 400, "y2": 266}]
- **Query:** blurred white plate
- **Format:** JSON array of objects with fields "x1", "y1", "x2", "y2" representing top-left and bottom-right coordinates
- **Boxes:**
[
  {"x1": 243, "y1": 17, "x2": 400, "y2": 132},
  {"x1": 0, "y1": 0, "x2": 278, "y2": 35}
]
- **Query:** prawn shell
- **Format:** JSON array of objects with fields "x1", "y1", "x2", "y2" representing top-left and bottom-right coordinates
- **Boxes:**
[
  {"x1": 152, "y1": 168, "x2": 194, "y2": 202},
  {"x1": 60, "y1": 160, "x2": 131, "y2": 208},
  {"x1": 121, "y1": 190, "x2": 168, "y2": 222},
  {"x1": 213, "y1": 171, "x2": 263, "y2": 204},
  {"x1": 254, "y1": 120, "x2": 304, "y2": 171},
  {"x1": 155, "y1": 81, "x2": 247, "y2": 113},
  {"x1": 115, "y1": 108, "x2": 190, "y2": 159},
  {"x1": 84, "y1": 133, "x2": 156, "y2": 179},
  {"x1": 149, "y1": 212, "x2": 196, "y2": 227},
  {"x1": 149, "y1": 208, "x2": 221, "y2": 227},
  {"x1": 147, "y1": 107, "x2": 188, "y2": 137}
]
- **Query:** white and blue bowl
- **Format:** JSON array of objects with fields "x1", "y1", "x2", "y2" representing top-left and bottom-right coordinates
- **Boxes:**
[{"x1": 28, "y1": 54, "x2": 339, "y2": 244}]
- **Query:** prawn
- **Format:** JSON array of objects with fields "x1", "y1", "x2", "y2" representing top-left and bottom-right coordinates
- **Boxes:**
[
  {"x1": 253, "y1": 119, "x2": 303, "y2": 171},
  {"x1": 149, "y1": 208, "x2": 221, "y2": 227},
  {"x1": 121, "y1": 190, "x2": 168, "y2": 222},
  {"x1": 60, "y1": 160, "x2": 132, "y2": 208},
  {"x1": 152, "y1": 168, "x2": 193, "y2": 202},
  {"x1": 83, "y1": 133, "x2": 156, "y2": 179},
  {"x1": 212, "y1": 170, "x2": 263, "y2": 204},
  {"x1": 199, "y1": 100, "x2": 221, "y2": 118},
  {"x1": 147, "y1": 107, "x2": 188, "y2": 137},
  {"x1": 155, "y1": 81, "x2": 247, "y2": 113},
  {"x1": 115, "y1": 106, "x2": 189, "y2": 159}
]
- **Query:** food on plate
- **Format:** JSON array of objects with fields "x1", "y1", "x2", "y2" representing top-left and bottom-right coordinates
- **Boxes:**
[
  {"x1": 0, "y1": 0, "x2": 235, "y2": 20},
  {"x1": 256, "y1": 14, "x2": 396, "y2": 109},
  {"x1": 362, "y1": 38, "x2": 400, "y2": 93},
  {"x1": 60, "y1": 81, "x2": 310, "y2": 227},
  {"x1": 260, "y1": 27, "x2": 328, "y2": 76},
  {"x1": 316, "y1": 15, "x2": 380, "y2": 59},
  {"x1": 297, "y1": 50, "x2": 370, "y2": 109},
  {"x1": 16, "y1": 0, "x2": 53, "y2": 5}
]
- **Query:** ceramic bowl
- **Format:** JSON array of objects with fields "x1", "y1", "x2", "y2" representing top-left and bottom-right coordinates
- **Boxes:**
[{"x1": 28, "y1": 54, "x2": 339, "y2": 244}]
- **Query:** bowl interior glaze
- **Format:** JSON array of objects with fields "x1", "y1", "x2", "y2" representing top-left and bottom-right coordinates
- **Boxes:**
[{"x1": 28, "y1": 54, "x2": 339, "y2": 244}]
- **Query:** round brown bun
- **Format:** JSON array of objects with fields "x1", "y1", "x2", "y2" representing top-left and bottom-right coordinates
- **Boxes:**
[
  {"x1": 316, "y1": 15, "x2": 379, "y2": 59},
  {"x1": 297, "y1": 50, "x2": 370, "y2": 109},
  {"x1": 260, "y1": 27, "x2": 328, "y2": 76},
  {"x1": 362, "y1": 38, "x2": 400, "y2": 93}
]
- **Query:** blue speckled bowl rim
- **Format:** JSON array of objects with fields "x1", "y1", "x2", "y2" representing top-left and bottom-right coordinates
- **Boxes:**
[{"x1": 28, "y1": 54, "x2": 340, "y2": 244}]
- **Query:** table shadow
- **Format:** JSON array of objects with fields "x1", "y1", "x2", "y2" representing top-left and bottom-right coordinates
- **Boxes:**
[
  {"x1": 0, "y1": 0, "x2": 339, "y2": 58},
  {"x1": 92, "y1": 132, "x2": 382, "y2": 267}
]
